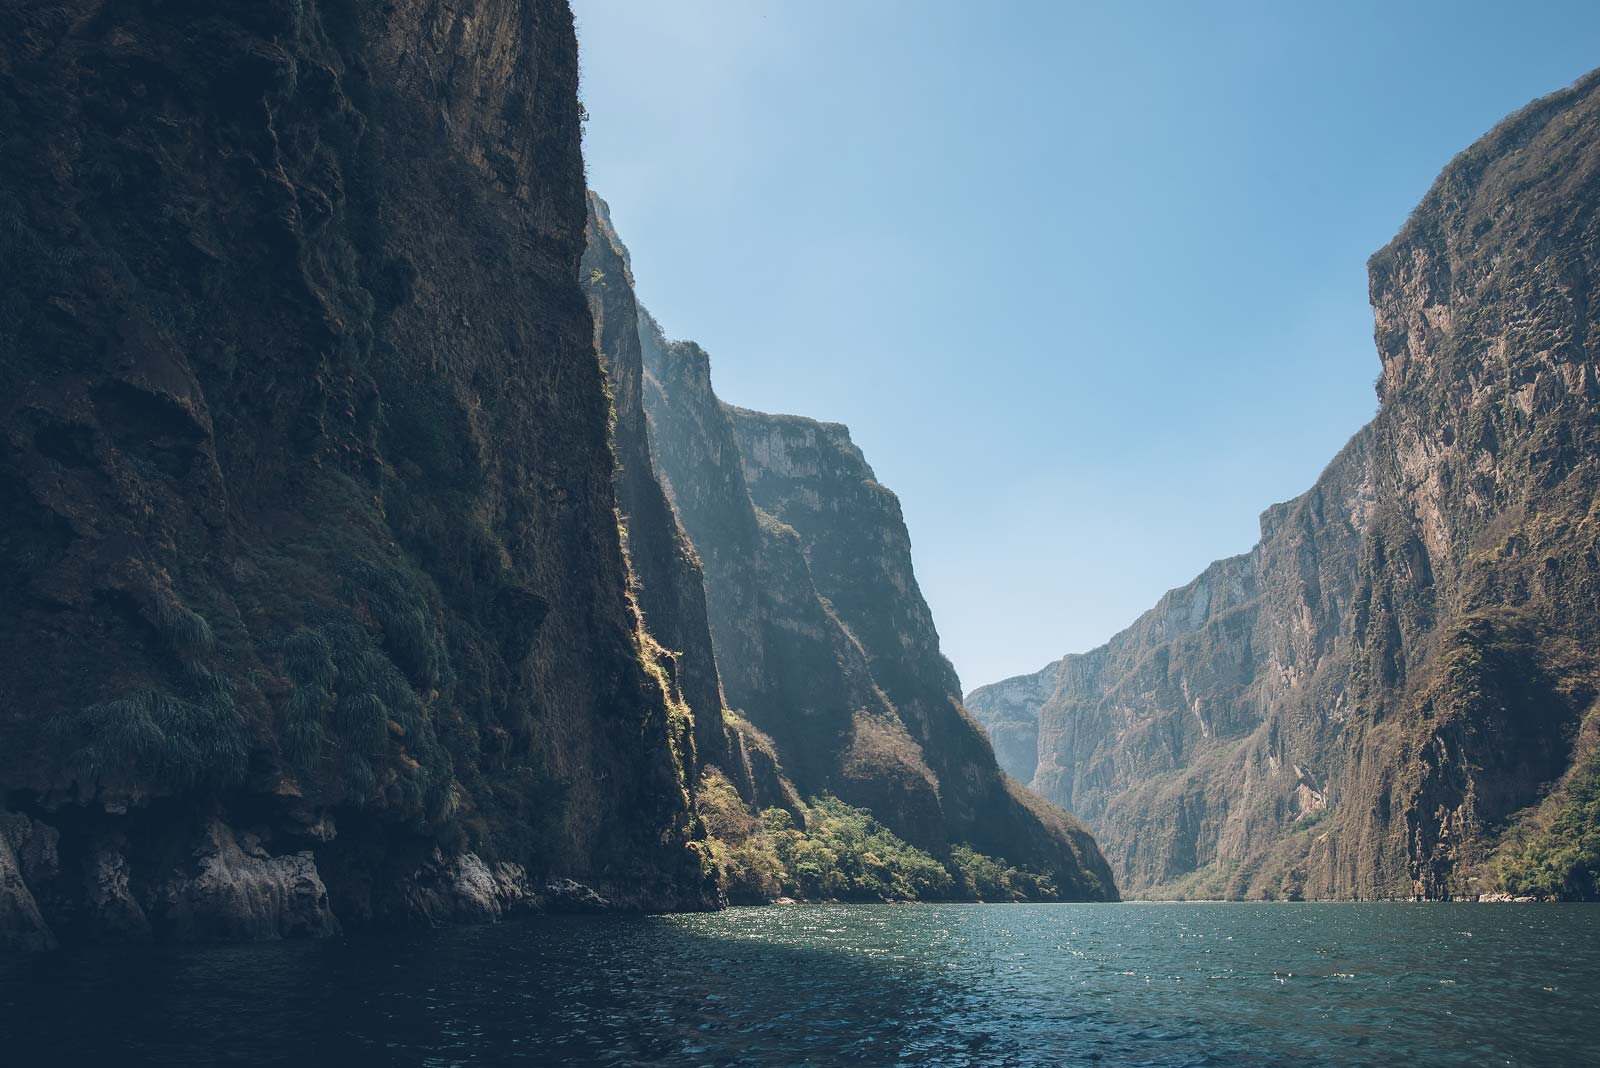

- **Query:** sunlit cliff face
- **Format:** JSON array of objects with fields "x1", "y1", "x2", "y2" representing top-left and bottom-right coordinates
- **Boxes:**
[{"x1": 971, "y1": 69, "x2": 1600, "y2": 903}]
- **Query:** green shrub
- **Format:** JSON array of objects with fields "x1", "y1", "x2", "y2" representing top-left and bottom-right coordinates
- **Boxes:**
[
  {"x1": 342, "y1": 561, "x2": 447, "y2": 690},
  {"x1": 763, "y1": 797, "x2": 954, "y2": 902},
  {"x1": 949, "y1": 844, "x2": 1009, "y2": 899},
  {"x1": 693, "y1": 783, "x2": 1060, "y2": 904},
  {"x1": 53, "y1": 682, "x2": 247, "y2": 792},
  {"x1": 335, "y1": 692, "x2": 389, "y2": 758},
  {"x1": 949, "y1": 844, "x2": 1058, "y2": 902},
  {"x1": 282, "y1": 696, "x2": 327, "y2": 768},
  {"x1": 283, "y1": 628, "x2": 336, "y2": 689},
  {"x1": 153, "y1": 594, "x2": 215, "y2": 657},
  {"x1": 340, "y1": 750, "x2": 378, "y2": 797},
  {"x1": 278, "y1": 617, "x2": 454, "y2": 819},
  {"x1": 1494, "y1": 752, "x2": 1600, "y2": 899},
  {"x1": 698, "y1": 768, "x2": 784, "y2": 902}
]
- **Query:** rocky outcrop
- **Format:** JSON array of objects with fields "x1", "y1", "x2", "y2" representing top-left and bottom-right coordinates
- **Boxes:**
[
  {"x1": 152, "y1": 819, "x2": 338, "y2": 941},
  {"x1": 969, "y1": 69, "x2": 1600, "y2": 901},
  {"x1": 0, "y1": 828, "x2": 54, "y2": 953},
  {"x1": 0, "y1": 0, "x2": 717, "y2": 947},
  {"x1": 724, "y1": 407, "x2": 1114, "y2": 888},
  {"x1": 398, "y1": 851, "x2": 537, "y2": 926}
]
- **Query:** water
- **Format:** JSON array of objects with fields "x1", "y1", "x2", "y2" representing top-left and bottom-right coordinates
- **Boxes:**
[{"x1": 2, "y1": 903, "x2": 1596, "y2": 1067}]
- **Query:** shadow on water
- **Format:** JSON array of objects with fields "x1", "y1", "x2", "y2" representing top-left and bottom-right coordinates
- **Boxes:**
[
  {"x1": 1, "y1": 903, "x2": 1597, "y2": 1068},
  {"x1": 0, "y1": 910, "x2": 987, "y2": 1068}
]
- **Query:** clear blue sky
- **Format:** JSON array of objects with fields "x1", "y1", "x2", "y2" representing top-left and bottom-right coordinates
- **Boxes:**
[{"x1": 572, "y1": 0, "x2": 1600, "y2": 689}]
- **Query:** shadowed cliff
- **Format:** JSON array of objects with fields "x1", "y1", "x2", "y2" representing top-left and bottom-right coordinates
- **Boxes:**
[{"x1": 0, "y1": 0, "x2": 717, "y2": 950}]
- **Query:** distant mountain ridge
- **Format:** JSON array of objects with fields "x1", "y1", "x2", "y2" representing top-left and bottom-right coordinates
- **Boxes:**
[{"x1": 969, "y1": 69, "x2": 1600, "y2": 902}]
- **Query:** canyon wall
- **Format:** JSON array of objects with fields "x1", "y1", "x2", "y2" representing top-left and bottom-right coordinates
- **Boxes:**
[
  {"x1": 970, "y1": 70, "x2": 1600, "y2": 901},
  {"x1": 0, "y1": 0, "x2": 716, "y2": 950},
  {"x1": 633, "y1": 288, "x2": 1115, "y2": 900}
]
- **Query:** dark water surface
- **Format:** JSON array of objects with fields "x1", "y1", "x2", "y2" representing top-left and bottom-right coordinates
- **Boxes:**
[{"x1": 2, "y1": 903, "x2": 1597, "y2": 1067}]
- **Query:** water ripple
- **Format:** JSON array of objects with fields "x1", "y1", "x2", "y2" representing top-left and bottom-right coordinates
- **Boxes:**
[{"x1": 1, "y1": 903, "x2": 1596, "y2": 1067}]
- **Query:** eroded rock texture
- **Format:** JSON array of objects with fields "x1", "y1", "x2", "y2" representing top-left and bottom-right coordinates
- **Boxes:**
[
  {"x1": 0, "y1": 0, "x2": 714, "y2": 948},
  {"x1": 582, "y1": 194, "x2": 730, "y2": 771},
  {"x1": 969, "y1": 70, "x2": 1600, "y2": 900}
]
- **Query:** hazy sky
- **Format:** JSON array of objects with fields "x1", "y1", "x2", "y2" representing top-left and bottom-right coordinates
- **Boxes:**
[{"x1": 572, "y1": 0, "x2": 1600, "y2": 690}]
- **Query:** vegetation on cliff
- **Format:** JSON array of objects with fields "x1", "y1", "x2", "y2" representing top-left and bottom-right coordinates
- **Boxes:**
[
  {"x1": 1490, "y1": 710, "x2": 1600, "y2": 899},
  {"x1": 696, "y1": 769, "x2": 1065, "y2": 904},
  {"x1": 631, "y1": 307, "x2": 1116, "y2": 902}
]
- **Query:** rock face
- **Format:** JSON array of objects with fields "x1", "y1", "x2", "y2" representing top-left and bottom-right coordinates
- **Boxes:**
[
  {"x1": 0, "y1": 0, "x2": 716, "y2": 948},
  {"x1": 0, "y1": 828, "x2": 54, "y2": 953},
  {"x1": 969, "y1": 70, "x2": 1600, "y2": 900},
  {"x1": 152, "y1": 818, "x2": 340, "y2": 941},
  {"x1": 582, "y1": 194, "x2": 730, "y2": 770},
  {"x1": 963, "y1": 664, "x2": 1051, "y2": 788},
  {"x1": 627, "y1": 283, "x2": 1116, "y2": 899}
]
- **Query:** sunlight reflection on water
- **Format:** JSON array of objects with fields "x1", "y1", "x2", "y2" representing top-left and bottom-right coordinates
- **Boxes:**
[{"x1": 1, "y1": 903, "x2": 1596, "y2": 1067}]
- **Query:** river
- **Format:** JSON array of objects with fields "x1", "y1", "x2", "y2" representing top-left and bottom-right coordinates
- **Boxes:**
[{"x1": 2, "y1": 902, "x2": 1595, "y2": 1066}]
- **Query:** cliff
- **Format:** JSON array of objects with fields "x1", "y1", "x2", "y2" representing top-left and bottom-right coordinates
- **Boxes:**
[
  {"x1": 633, "y1": 294, "x2": 1116, "y2": 900},
  {"x1": 969, "y1": 70, "x2": 1600, "y2": 901},
  {"x1": 579, "y1": 194, "x2": 1116, "y2": 901},
  {"x1": 582, "y1": 193, "x2": 729, "y2": 771},
  {"x1": 0, "y1": 0, "x2": 717, "y2": 950}
]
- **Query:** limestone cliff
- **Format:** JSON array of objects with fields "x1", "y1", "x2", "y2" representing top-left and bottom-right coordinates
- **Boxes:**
[
  {"x1": 0, "y1": 0, "x2": 716, "y2": 950},
  {"x1": 970, "y1": 70, "x2": 1600, "y2": 901}
]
